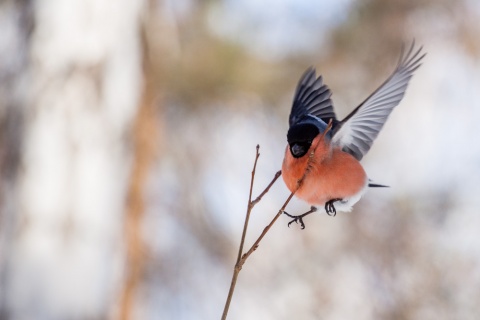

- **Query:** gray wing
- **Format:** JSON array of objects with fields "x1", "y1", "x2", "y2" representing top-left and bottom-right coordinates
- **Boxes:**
[
  {"x1": 289, "y1": 67, "x2": 337, "y2": 127},
  {"x1": 332, "y1": 41, "x2": 426, "y2": 160}
]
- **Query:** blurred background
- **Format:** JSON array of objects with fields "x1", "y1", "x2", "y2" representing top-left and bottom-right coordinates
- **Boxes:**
[{"x1": 0, "y1": 0, "x2": 479, "y2": 319}]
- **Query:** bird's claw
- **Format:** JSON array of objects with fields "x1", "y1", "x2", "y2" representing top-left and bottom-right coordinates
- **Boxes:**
[
  {"x1": 282, "y1": 206, "x2": 316, "y2": 230},
  {"x1": 325, "y1": 203, "x2": 336, "y2": 216},
  {"x1": 283, "y1": 211, "x2": 306, "y2": 229},
  {"x1": 289, "y1": 216, "x2": 306, "y2": 229},
  {"x1": 325, "y1": 199, "x2": 341, "y2": 216}
]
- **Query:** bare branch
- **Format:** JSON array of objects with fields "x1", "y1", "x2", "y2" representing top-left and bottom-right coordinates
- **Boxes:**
[
  {"x1": 222, "y1": 139, "x2": 320, "y2": 319},
  {"x1": 251, "y1": 170, "x2": 282, "y2": 206},
  {"x1": 240, "y1": 191, "x2": 295, "y2": 262},
  {"x1": 237, "y1": 145, "x2": 260, "y2": 263},
  {"x1": 222, "y1": 145, "x2": 261, "y2": 320}
]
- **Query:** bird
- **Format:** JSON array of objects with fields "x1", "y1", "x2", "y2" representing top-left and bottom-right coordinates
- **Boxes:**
[{"x1": 281, "y1": 42, "x2": 425, "y2": 229}]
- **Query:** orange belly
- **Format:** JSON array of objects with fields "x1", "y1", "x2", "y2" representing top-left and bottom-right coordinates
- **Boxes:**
[{"x1": 282, "y1": 144, "x2": 367, "y2": 205}]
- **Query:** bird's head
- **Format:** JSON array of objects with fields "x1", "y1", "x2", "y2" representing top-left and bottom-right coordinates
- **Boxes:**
[
  {"x1": 287, "y1": 123, "x2": 318, "y2": 158},
  {"x1": 287, "y1": 119, "x2": 333, "y2": 158}
]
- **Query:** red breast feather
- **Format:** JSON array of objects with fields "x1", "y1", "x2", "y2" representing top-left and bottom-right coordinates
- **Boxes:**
[{"x1": 282, "y1": 135, "x2": 367, "y2": 206}]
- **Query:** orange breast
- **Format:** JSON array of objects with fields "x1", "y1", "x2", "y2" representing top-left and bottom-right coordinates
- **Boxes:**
[{"x1": 282, "y1": 136, "x2": 367, "y2": 205}]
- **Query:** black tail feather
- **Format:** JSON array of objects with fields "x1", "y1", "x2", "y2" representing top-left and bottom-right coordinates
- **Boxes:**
[{"x1": 368, "y1": 182, "x2": 389, "y2": 188}]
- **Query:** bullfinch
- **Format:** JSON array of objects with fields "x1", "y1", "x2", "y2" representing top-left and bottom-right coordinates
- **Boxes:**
[{"x1": 282, "y1": 42, "x2": 425, "y2": 229}]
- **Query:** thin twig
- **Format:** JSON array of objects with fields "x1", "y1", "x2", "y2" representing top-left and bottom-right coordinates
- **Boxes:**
[
  {"x1": 236, "y1": 145, "x2": 260, "y2": 263},
  {"x1": 222, "y1": 146, "x2": 282, "y2": 320},
  {"x1": 251, "y1": 170, "x2": 282, "y2": 206},
  {"x1": 239, "y1": 192, "x2": 295, "y2": 262},
  {"x1": 222, "y1": 136, "x2": 321, "y2": 319},
  {"x1": 223, "y1": 190, "x2": 296, "y2": 320},
  {"x1": 222, "y1": 145, "x2": 260, "y2": 320}
]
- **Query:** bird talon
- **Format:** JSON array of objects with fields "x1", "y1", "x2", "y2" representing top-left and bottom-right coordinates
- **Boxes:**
[
  {"x1": 287, "y1": 217, "x2": 305, "y2": 229},
  {"x1": 287, "y1": 217, "x2": 304, "y2": 229},
  {"x1": 283, "y1": 207, "x2": 316, "y2": 229},
  {"x1": 325, "y1": 199, "x2": 340, "y2": 217},
  {"x1": 283, "y1": 211, "x2": 303, "y2": 228}
]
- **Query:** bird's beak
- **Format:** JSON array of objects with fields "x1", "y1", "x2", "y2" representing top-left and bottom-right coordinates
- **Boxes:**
[{"x1": 292, "y1": 144, "x2": 304, "y2": 155}]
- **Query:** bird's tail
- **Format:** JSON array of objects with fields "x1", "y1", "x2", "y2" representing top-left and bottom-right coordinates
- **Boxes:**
[{"x1": 368, "y1": 180, "x2": 389, "y2": 188}]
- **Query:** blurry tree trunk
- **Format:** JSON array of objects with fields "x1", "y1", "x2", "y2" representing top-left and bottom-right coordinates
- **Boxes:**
[
  {"x1": 119, "y1": 30, "x2": 158, "y2": 319},
  {"x1": 0, "y1": 0, "x2": 32, "y2": 317},
  {"x1": 5, "y1": 1, "x2": 146, "y2": 319}
]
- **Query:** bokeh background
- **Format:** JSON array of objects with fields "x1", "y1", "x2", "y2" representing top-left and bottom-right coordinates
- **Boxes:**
[{"x1": 1, "y1": 0, "x2": 480, "y2": 319}]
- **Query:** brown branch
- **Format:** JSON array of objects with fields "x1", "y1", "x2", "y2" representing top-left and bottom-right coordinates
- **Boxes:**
[
  {"x1": 222, "y1": 189, "x2": 294, "y2": 320},
  {"x1": 236, "y1": 145, "x2": 260, "y2": 267},
  {"x1": 251, "y1": 170, "x2": 282, "y2": 206},
  {"x1": 238, "y1": 141, "x2": 320, "y2": 264},
  {"x1": 222, "y1": 137, "x2": 320, "y2": 319},
  {"x1": 119, "y1": 25, "x2": 158, "y2": 320},
  {"x1": 239, "y1": 191, "x2": 295, "y2": 262},
  {"x1": 221, "y1": 146, "x2": 281, "y2": 320},
  {"x1": 221, "y1": 145, "x2": 259, "y2": 320}
]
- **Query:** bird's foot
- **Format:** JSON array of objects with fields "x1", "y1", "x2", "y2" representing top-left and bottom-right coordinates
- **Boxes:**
[
  {"x1": 283, "y1": 206, "x2": 317, "y2": 229},
  {"x1": 325, "y1": 199, "x2": 342, "y2": 217}
]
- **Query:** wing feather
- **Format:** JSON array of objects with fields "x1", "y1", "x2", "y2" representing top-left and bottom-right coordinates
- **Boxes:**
[
  {"x1": 332, "y1": 41, "x2": 426, "y2": 160},
  {"x1": 289, "y1": 67, "x2": 337, "y2": 127}
]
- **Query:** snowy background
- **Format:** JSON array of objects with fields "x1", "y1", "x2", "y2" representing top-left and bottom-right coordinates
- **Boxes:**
[{"x1": 0, "y1": 0, "x2": 480, "y2": 319}]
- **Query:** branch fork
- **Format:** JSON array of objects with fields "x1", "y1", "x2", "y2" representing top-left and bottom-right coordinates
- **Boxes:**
[{"x1": 222, "y1": 141, "x2": 318, "y2": 319}]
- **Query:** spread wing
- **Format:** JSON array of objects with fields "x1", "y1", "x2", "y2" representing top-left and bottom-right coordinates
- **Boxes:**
[
  {"x1": 332, "y1": 41, "x2": 426, "y2": 160},
  {"x1": 289, "y1": 67, "x2": 337, "y2": 127}
]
